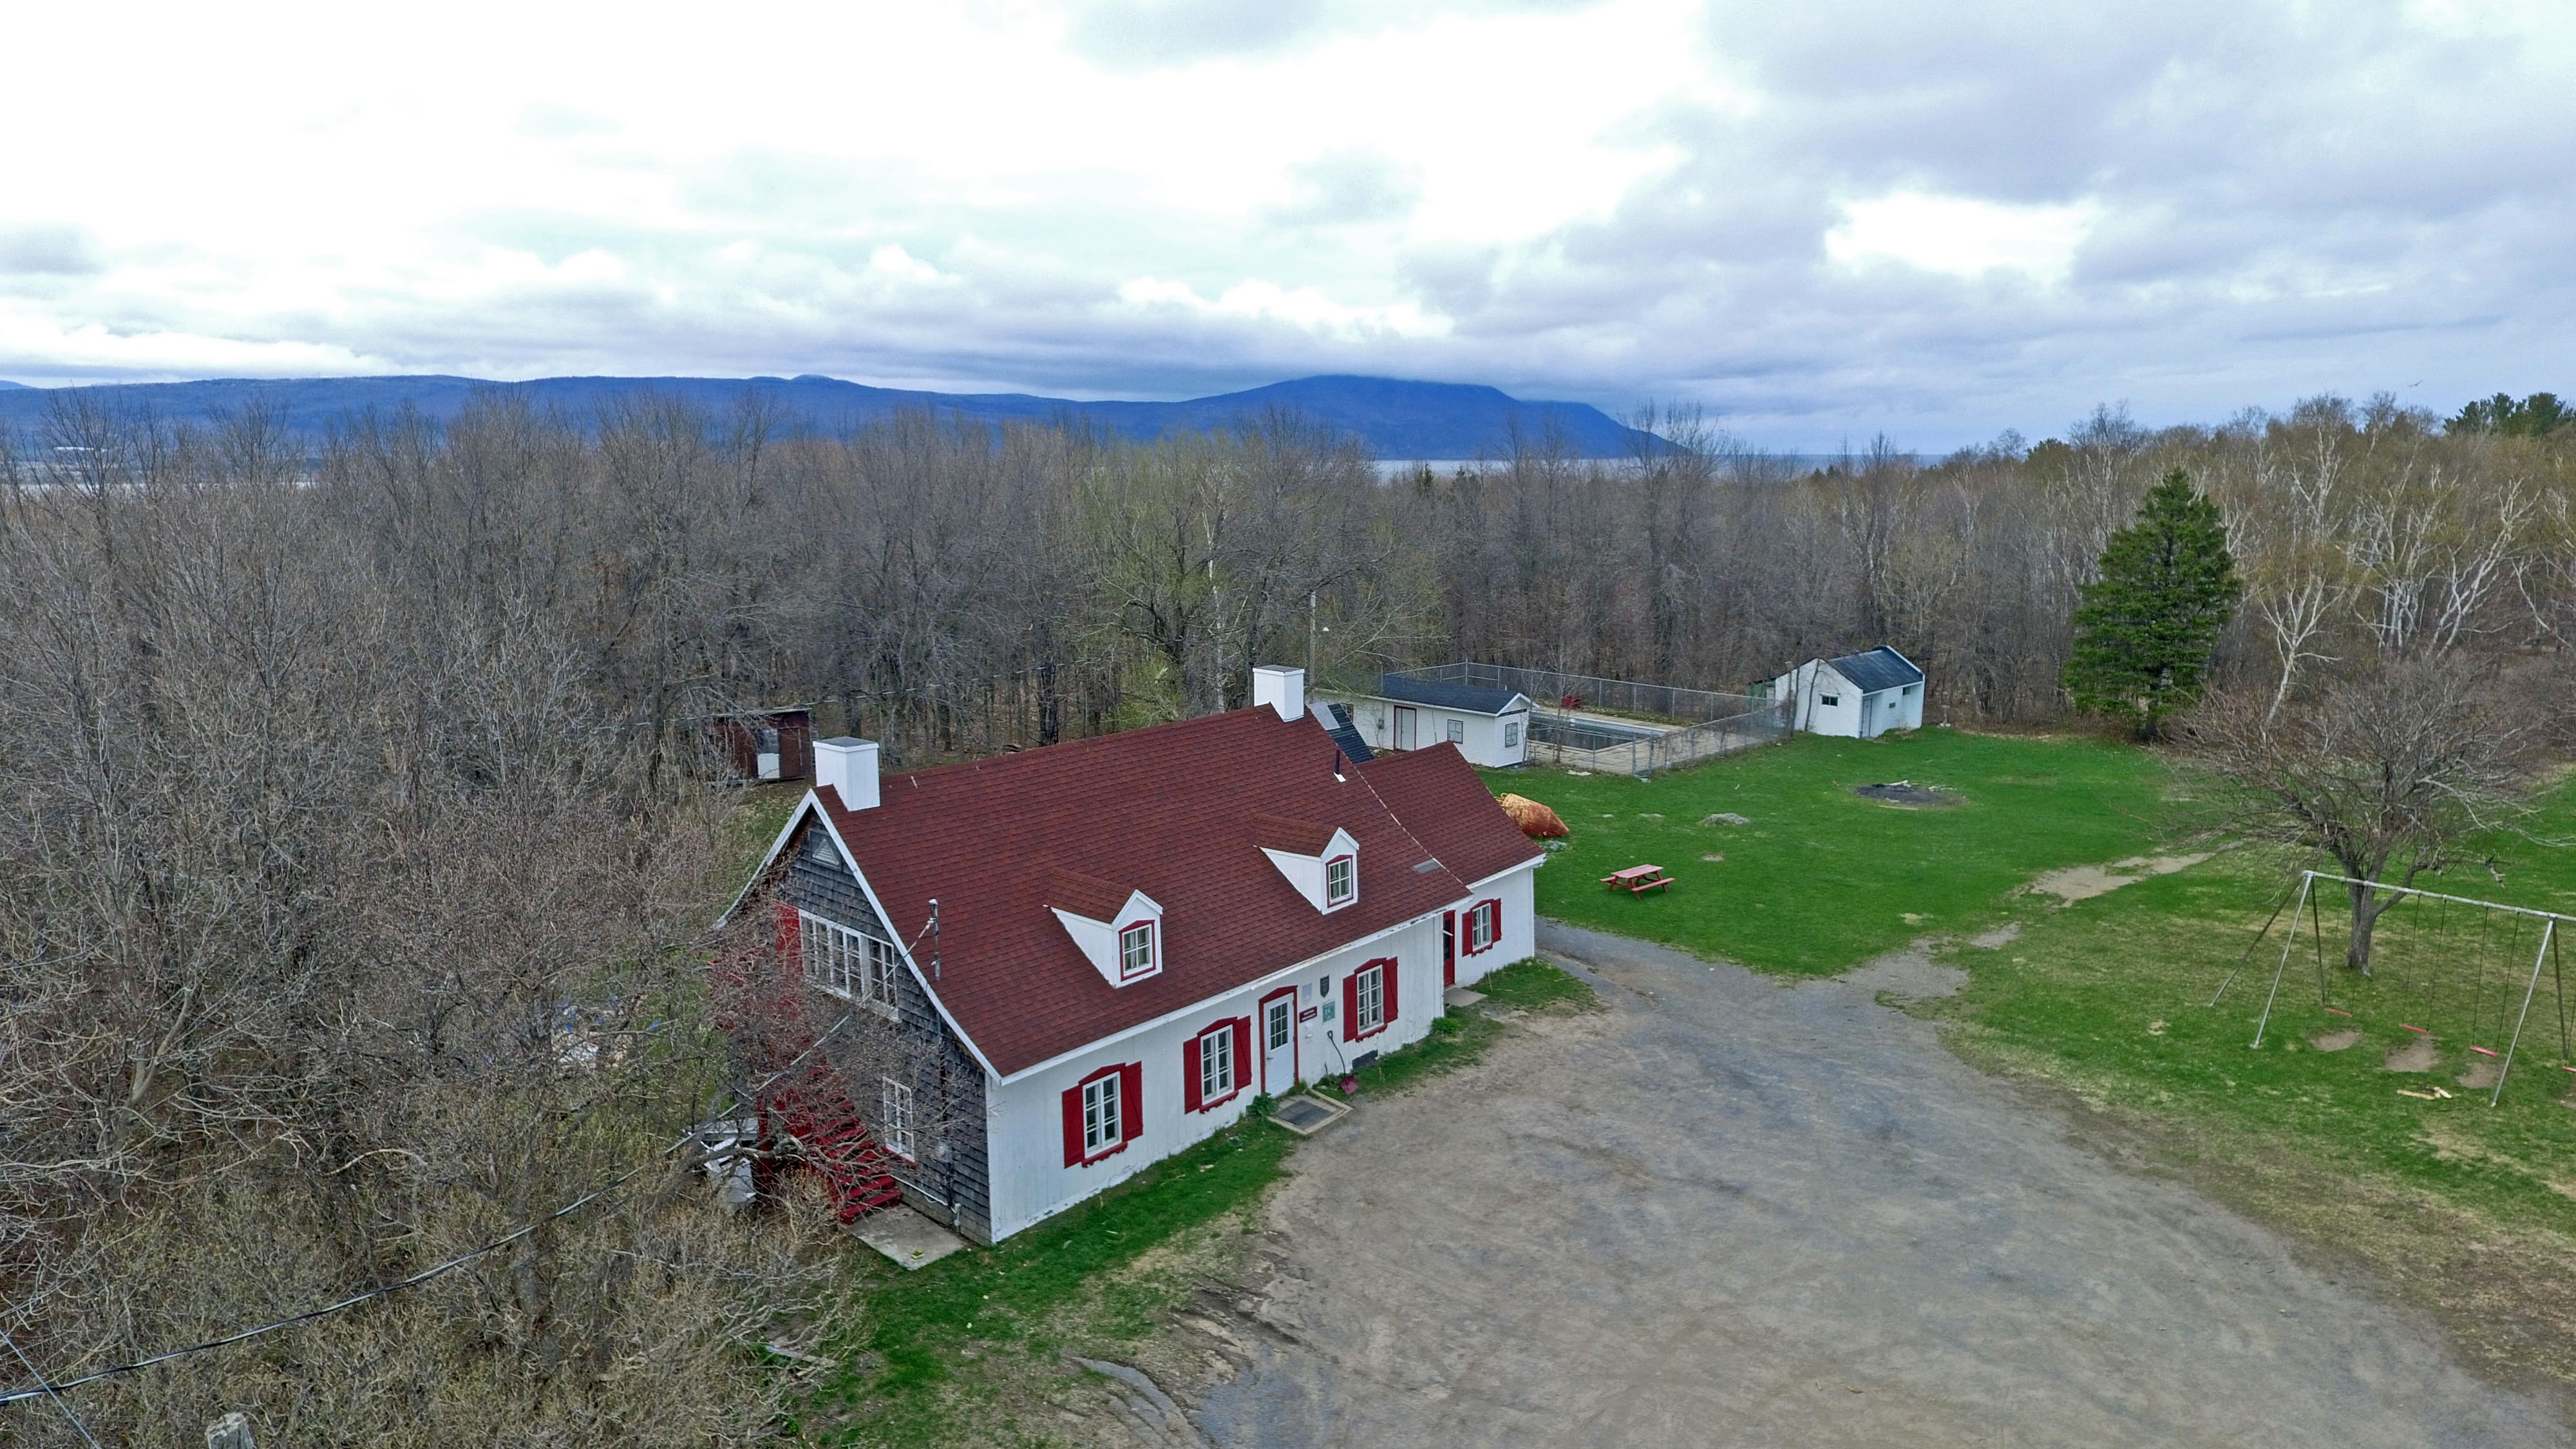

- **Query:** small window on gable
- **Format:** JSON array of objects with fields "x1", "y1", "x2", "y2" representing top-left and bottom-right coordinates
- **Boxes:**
[
  {"x1": 799, "y1": 909, "x2": 899, "y2": 1018},
  {"x1": 1118, "y1": 920, "x2": 1157, "y2": 980},
  {"x1": 1820, "y1": 694, "x2": 1841, "y2": 707},
  {"x1": 1325, "y1": 855, "x2": 1355, "y2": 908}
]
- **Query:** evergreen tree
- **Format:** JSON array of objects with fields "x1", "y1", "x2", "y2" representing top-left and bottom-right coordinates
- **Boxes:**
[{"x1": 2064, "y1": 469, "x2": 2240, "y2": 738}]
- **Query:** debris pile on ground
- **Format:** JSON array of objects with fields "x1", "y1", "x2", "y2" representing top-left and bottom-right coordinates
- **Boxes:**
[
  {"x1": 1497, "y1": 793, "x2": 1569, "y2": 838},
  {"x1": 1854, "y1": 781, "x2": 1964, "y2": 808},
  {"x1": 1700, "y1": 811, "x2": 1750, "y2": 826}
]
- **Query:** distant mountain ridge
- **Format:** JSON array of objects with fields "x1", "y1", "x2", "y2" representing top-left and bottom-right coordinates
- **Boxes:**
[{"x1": 0, "y1": 372, "x2": 1656, "y2": 459}]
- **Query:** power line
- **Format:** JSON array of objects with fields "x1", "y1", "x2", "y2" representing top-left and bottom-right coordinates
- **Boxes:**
[
  {"x1": 0, "y1": 1298, "x2": 104, "y2": 1444},
  {"x1": 0, "y1": 1167, "x2": 645, "y2": 1407}
]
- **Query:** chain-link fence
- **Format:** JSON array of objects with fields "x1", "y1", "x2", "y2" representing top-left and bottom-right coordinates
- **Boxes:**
[{"x1": 1388, "y1": 662, "x2": 1790, "y2": 777}]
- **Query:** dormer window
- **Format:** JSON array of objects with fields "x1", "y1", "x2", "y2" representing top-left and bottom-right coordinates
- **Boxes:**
[
  {"x1": 1119, "y1": 920, "x2": 1157, "y2": 979},
  {"x1": 1256, "y1": 814, "x2": 1360, "y2": 915},
  {"x1": 1325, "y1": 855, "x2": 1355, "y2": 908},
  {"x1": 1050, "y1": 869, "x2": 1166, "y2": 987}
]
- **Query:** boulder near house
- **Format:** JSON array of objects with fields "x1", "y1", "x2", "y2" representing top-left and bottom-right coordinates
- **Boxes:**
[
  {"x1": 717, "y1": 667, "x2": 1542, "y2": 1244},
  {"x1": 1769, "y1": 646, "x2": 1925, "y2": 738},
  {"x1": 1322, "y1": 673, "x2": 1535, "y2": 768}
]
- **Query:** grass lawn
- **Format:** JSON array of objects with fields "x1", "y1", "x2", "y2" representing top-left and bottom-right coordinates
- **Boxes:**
[
  {"x1": 1483, "y1": 727, "x2": 2576, "y2": 1379},
  {"x1": 808, "y1": 958, "x2": 1594, "y2": 1446},
  {"x1": 1485, "y1": 728, "x2": 2173, "y2": 974},
  {"x1": 1917, "y1": 784, "x2": 2576, "y2": 1375}
]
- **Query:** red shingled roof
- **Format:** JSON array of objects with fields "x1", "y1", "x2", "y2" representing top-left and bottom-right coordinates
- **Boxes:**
[
  {"x1": 802, "y1": 706, "x2": 1530, "y2": 1077},
  {"x1": 1357, "y1": 744, "x2": 1547, "y2": 889}
]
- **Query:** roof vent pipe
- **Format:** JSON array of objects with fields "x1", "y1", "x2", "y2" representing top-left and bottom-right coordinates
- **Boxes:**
[
  {"x1": 1252, "y1": 665, "x2": 1305, "y2": 723},
  {"x1": 813, "y1": 737, "x2": 881, "y2": 811}
]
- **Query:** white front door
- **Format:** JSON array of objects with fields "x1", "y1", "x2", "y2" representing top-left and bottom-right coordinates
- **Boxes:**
[
  {"x1": 1392, "y1": 706, "x2": 1417, "y2": 750},
  {"x1": 1261, "y1": 989, "x2": 1298, "y2": 1092}
]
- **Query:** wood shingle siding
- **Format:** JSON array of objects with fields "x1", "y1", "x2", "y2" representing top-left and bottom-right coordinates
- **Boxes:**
[{"x1": 781, "y1": 825, "x2": 994, "y2": 1243}]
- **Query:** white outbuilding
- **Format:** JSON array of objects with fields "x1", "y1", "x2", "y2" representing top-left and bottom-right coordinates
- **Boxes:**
[
  {"x1": 1771, "y1": 647, "x2": 1925, "y2": 738},
  {"x1": 1323, "y1": 674, "x2": 1534, "y2": 767}
]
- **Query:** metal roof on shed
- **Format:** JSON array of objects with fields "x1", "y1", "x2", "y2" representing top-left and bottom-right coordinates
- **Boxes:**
[
  {"x1": 1376, "y1": 674, "x2": 1531, "y2": 715},
  {"x1": 1826, "y1": 646, "x2": 1924, "y2": 694}
]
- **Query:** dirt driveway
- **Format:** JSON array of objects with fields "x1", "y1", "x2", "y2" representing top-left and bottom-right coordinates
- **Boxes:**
[{"x1": 1188, "y1": 922, "x2": 2570, "y2": 1447}]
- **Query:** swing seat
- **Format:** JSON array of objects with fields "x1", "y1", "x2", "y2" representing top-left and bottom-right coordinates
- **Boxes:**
[
  {"x1": 2468, "y1": 1045, "x2": 2499, "y2": 1057},
  {"x1": 2400, "y1": 1023, "x2": 2431, "y2": 1034},
  {"x1": 2324, "y1": 1007, "x2": 2353, "y2": 1018}
]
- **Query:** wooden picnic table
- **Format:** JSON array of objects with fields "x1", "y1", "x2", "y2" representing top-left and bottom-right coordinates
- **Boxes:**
[{"x1": 1602, "y1": 864, "x2": 1674, "y2": 896}]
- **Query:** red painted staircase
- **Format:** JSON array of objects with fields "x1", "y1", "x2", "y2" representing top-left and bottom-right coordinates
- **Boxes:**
[
  {"x1": 760, "y1": 1063, "x2": 906, "y2": 1225},
  {"x1": 714, "y1": 913, "x2": 907, "y2": 1227}
]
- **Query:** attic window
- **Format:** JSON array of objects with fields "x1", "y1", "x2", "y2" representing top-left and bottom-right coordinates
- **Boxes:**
[
  {"x1": 1325, "y1": 855, "x2": 1355, "y2": 907},
  {"x1": 1820, "y1": 694, "x2": 1841, "y2": 707},
  {"x1": 1118, "y1": 920, "x2": 1158, "y2": 980}
]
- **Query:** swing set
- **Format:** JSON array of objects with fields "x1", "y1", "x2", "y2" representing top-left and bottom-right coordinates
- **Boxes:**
[{"x1": 2211, "y1": 869, "x2": 2574, "y2": 1107}]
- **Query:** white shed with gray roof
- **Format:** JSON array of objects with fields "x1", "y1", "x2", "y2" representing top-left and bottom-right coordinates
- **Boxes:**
[
  {"x1": 1319, "y1": 674, "x2": 1534, "y2": 766},
  {"x1": 1770, "y1": 647, "x2": 1924, "y2": 738}
]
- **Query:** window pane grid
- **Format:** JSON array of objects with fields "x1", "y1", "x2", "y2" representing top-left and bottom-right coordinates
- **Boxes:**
[
  {"x1": 1200, "y1": 1028, "x2": 1232, "y2": 1101},
  {"x1": 1083, "y1": 1074, "x2": 1119, "y2": 1153},
  {"x1": 798, "y1": 910, "x2": 898, "y2": 1012},
  {"x1": 1357, "y1": 967, "x2": 1383, "y2": 1032},
  {"x1": 1119, "y1": 922, "x2": 1155, "y2": 978}
]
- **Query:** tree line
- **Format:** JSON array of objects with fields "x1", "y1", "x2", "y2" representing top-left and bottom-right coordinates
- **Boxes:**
[{"x1": 0, "y1": 384, "x2": 2568, "y2": 1441}]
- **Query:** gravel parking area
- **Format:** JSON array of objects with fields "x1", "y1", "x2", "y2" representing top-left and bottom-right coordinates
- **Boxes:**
[{"x1": 1190, "y1": 922, "x2": 2570, "y2": 1447}]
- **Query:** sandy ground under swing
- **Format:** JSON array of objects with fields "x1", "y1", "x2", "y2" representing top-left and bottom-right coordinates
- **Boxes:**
[{"x1": 1179, "y1": 922, "x2": 2570, "y2": 1448}]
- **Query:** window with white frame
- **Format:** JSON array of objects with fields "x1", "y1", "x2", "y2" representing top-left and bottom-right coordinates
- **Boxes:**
[
  {"x1": 1466, "y1": 900, "x2": 1496, "y2": 952},
  {"x1": 1325, "y1": 854, "x2": 1355, "y2": 908},
  {"x1": 1198, "y1": 1024, "x2": 1235, "y2": 1102},
  {"x1": 1504, "y1": 719, "x2": 1521, "y2": 748},
  {"x1": 1820, "y1": 694, "x2": 1840, "y2": 707},
  {"x1": 1446, "y1": 718, "x2": 1465, "y2": 744},
  {"x1": 1083, "y1": 1070, "x2": 1121, "y2": 1154},
  {"x1": 1118, "y1": 920, "x2": 1157, "y2": 979},
  {"x1": 880, "y1": 1077, "x2": 914, "y2": 1160},
  {"x1": 1354, "y1": 963, "x2": 1386, "y2": 1034},
  {"x1": 800, "y1": 910, "x2": 900, "y2": 1016}
]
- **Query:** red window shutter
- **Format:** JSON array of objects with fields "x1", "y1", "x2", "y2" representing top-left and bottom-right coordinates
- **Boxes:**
[
  {"x1": 1381, "y1": 959, "x2": 1399, "y2": 1023},
  {"x1": 1231, "y1": 1018, "x2": 1252, "y2": 1088},
  {"x1": 1062, "y1": 1084, "x2": 1084, "y2": 1166},
  {"x1": 1119, "y1": 1063, "x2": 1143, "y2": 1143},
  {"x1": 1341, "y1": 972, "x2": 1359, "y2": 1041},
  {"x1": 1183, "y1": 1033, "x2": 1204, "y2": 1113},
  {"x1": 1488, "y1": 899, "x2": 1503, "y2": 947},
  {"x1": 773, "y1": 900, "x2": 800, "y2": 966}
]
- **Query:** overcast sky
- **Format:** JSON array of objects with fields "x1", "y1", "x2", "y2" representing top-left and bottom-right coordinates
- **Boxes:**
[{"x1": 2, "y1": 0, "x2": 2567, "y2": 448}]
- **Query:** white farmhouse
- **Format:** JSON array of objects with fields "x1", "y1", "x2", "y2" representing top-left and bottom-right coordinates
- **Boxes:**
[
  {"x1": 1771, "y1": 646, "x2": 1925, "y2": 738},
  {"x1": 1323, "y1": 674, "x2": 1534, "y2": 767},
  {"x1": 717, "y1": 665, "x2": 1543, "y2": 1244}
]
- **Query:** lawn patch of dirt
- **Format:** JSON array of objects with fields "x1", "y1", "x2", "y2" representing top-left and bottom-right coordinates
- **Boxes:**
[
  {"x1": 2310, "y1": 1028, "x2": 2363, "y2": 1052},
  {"x1": 2385, "y1": 1036, "x2": 2440, "y2": 1073},
  {"x1": 2029, "y1": 852, "x2": 2213, "y2": 904}
]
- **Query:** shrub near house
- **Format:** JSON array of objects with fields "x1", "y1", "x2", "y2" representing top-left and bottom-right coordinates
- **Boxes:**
[{"x1": 721, "y1": 667, "x2": 1542, "y2": 1243}]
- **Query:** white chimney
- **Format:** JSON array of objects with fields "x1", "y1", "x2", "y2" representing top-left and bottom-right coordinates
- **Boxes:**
[
  {"x1": 813, "y1": 737, "x2": 880, "y2": 810},
  {"x1": 1251, "y1": 665, "x2": 1305, "y2": 722}
]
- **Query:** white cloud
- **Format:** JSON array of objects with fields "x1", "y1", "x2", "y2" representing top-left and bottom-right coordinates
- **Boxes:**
[
  {"x1": 0, "y1": 0, "x2": 2570, "y2": 442},
  {"x1": 1826, "y1": 193, "x2": 2100, "y2": 285}
]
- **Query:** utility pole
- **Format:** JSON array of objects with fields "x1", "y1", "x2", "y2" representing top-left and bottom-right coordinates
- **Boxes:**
[{"x1": 1307, "y1": 589, "x2": 1318, "y2": 679}]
